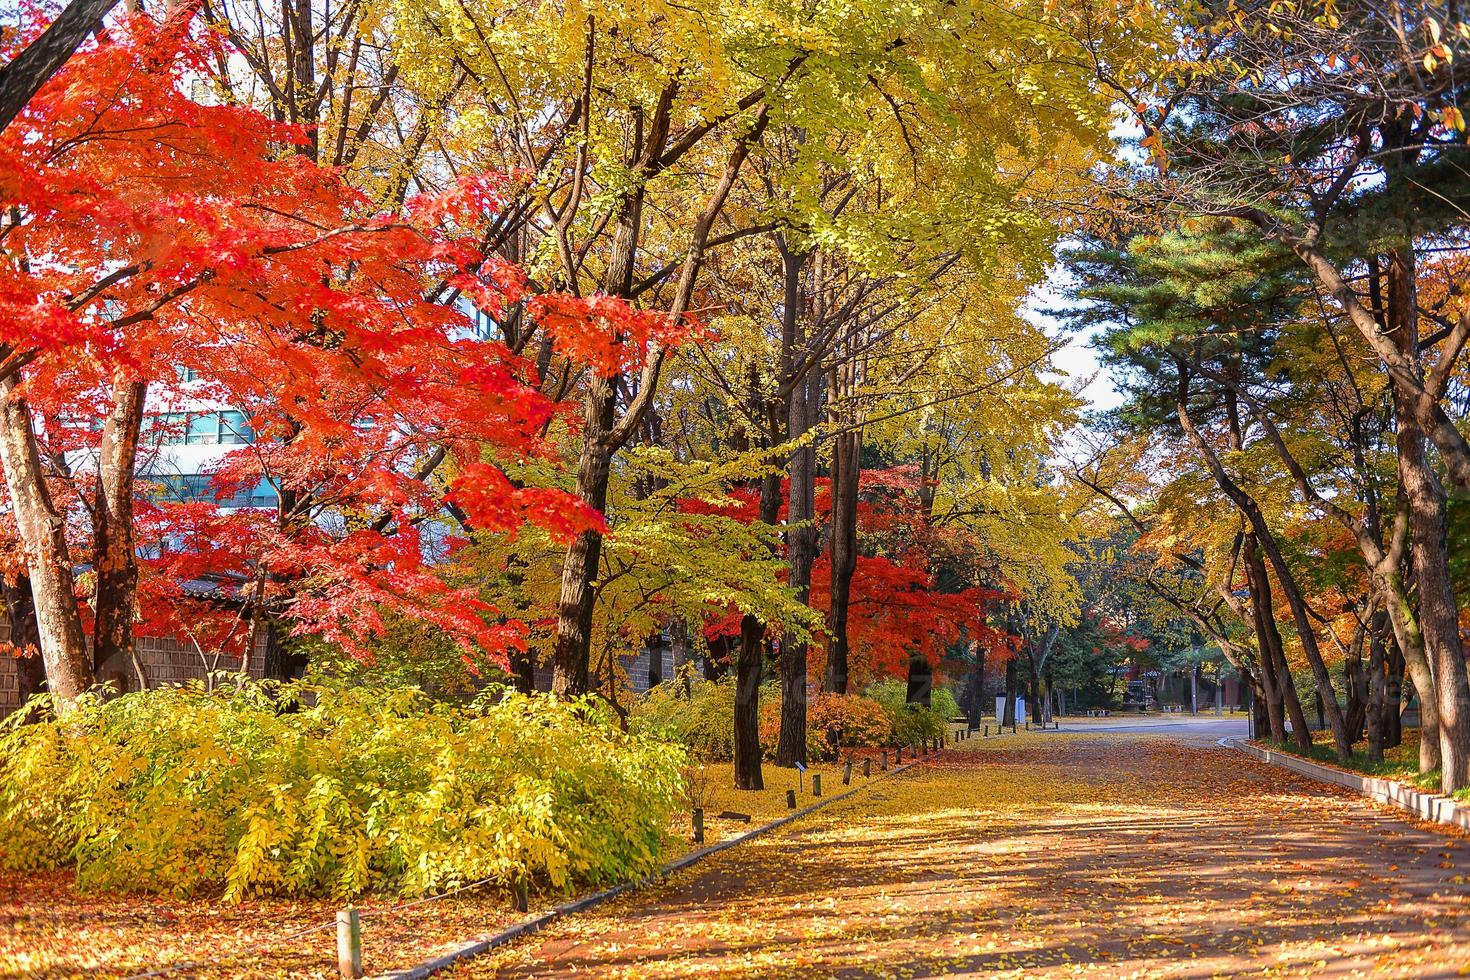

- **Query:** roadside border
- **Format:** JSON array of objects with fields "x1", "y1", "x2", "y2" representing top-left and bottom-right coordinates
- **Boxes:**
[{"x1": 1220, "y1": 736, "x2": 1470, "y2": 834}]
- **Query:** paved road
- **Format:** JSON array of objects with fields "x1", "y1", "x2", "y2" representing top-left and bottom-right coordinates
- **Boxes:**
[{"x1": 459, "y1": 728, "x2": 1470, "y2": 978}]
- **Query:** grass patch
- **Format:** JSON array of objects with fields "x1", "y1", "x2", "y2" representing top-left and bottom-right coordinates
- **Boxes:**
[{"x1": 1258, "y1": 728, "x2": 1469, "y2": 798}]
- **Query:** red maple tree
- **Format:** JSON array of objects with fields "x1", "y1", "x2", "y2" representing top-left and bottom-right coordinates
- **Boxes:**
[{"x1": 0, "y1": 7, "x2": 604, "y2": 699}]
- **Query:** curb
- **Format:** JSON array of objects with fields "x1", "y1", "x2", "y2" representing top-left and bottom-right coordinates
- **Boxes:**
[
  {"x1": 1220, "y1": 737, "x2": 1470, "y2": 833},
  {"x1": 371, "y1": 743, "x2": 959, "y2": 979}
]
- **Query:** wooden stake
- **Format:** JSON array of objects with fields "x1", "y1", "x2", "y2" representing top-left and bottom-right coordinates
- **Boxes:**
[
  {"x1": 863, "y1": 758, "x2": 871, "y2": 777},
  {"x1": 513, "y1": 878, "x2": 529, "y2": 913},
  {"x1": 843, "y1": 760, "x2": 852, "y2": 785},
  {"x1": 692, "y1": 807, "x2": 705, "y2": 844},
  {"x1": 337, "y1": 908, "x2": 362, "y2": 979},
  {"x1": 786, "y1": 789, "x2": 797, "y2": 809},
  {"x1": 812, "y1": 774, "x2": 822, "y2": 797}
]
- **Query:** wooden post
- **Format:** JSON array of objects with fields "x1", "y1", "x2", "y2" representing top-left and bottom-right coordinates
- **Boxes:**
[
  {"x1": 894, "y1": 745, "x2": 901, "y2": 763},
  {"x1": 983, "y1": 724, "x2": 989, "y2": 737},
  {"x1": 513, "y1": 877, "x2": 529, "y2": 913},
  {"x1": 863, "y1": 758, "x2": 871, "y2": 777},
  {"x1": 786, "y1": 789, "x2": 797, "y2": 809},
  {"x1": 337, "y1": 909, "x2": 363, "y2": 979},
  {"x1": 881, "y1": 749, "x2": 889, "y2": 770},
  {"x1": 843, "y1": 759, "x2": 852, "y2": 785},
  {"x1": 692, "y1": 807, "x2": 705, "y2": 844},
  {"x1": 812, "y1": 773, "x2": 822, "y2": 797}
]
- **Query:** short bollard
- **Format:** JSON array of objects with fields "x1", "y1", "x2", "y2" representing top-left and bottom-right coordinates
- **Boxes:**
[
  {"x1": 863, "y1": 758, "x2": 872, "y2": 777},
  {"x1": 1025, "y1": 720, "x2": 1031, "y2": 731},
  {"x1": 812, "y1": 774, "x2": 822, "y2": 797},
  {"x1": 983, "y1": 724, "x2": 989, "y2": 737},
  {"x1": 337, "y1": 908, "x2": 362, "y2": 979},
  {"x1": 843, "y1": 760, "x2": 852, "y2": 785},
  {"x1": 786, "y1": 789, "x2": 797, "y2": 809},
  {"x1": 692, "y1": 807, "x2": 705, "y2": 844},
  {"x1": 881, "y1": 749, "x2": 889, "y2": 770},
  {"x1": 895, "y1": 745, "x2": 902, "y2": 762}
]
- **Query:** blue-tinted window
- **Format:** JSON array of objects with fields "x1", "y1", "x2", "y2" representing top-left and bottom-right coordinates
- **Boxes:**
[
  {"x1": 185, "y1": 414, "x2": 218, "y2": 445},
  {"x1": 218, "y1": 411, "x2": 254, "y2": 445},
  {"x1": 150, "y1": 410, "x2": 257, "y2": 446},
  {"x1": 155, "y1": 474, "x2": 277, "y2": 509}
]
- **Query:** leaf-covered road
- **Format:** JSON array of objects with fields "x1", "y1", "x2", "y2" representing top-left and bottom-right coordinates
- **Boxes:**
[{"x1": 459, "y1": 728, "x2": 1470, "y2": 978}]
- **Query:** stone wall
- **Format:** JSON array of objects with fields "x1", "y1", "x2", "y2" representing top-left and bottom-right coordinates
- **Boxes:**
[
  {"x1": 0, "y1": 622, "x2": 269, "y2": 716},
  {"x1": 1, "y1": 625, "x2": 678, "y2": 715}
]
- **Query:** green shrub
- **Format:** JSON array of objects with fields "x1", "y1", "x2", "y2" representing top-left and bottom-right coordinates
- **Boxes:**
[
  {"x1": 636, "y1": 675, "x2": 896, "y2": 761},
  {"x1": 0, "y1": 681, "x2": 684, "y2": 901},
  {"x1": 866, "y1": 679, "x2": 957, "y2": 743},
  {"x1": 631, "y1": 671, "x2": 738, "y2": 760}
]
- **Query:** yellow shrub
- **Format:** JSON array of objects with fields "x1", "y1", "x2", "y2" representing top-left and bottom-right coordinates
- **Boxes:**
[{"x1": 0, "y1": 682, "x2": 684, "y2": 900}]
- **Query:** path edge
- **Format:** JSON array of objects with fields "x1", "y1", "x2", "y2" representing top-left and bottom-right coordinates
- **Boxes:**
[
  {"x1": 369, "y1": 742, "x2": 968, "y2": 979},
  {"x1": 1221, "y1": 736, "x2": 1470, "y2": 834}
]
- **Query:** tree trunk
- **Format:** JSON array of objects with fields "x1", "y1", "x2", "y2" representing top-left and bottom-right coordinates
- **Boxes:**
[
  {"x1": 0, "y1": 0, "x2": 122, "y2": 134},
  {"x1": 1386, "y1": 247, "x2": 1470, "y2": 791},
  {"x1": 551, "y1": 378, "x2": 616, "y2": 696},
  {"x1": 1243, "y1": 536, "x2": 1291, "y2": 745},
  {"x1": 733, "y1": 612, "x2": 765, "y2": 789},
  {"x1": 1342, "y1": 620, "x2": 1368, "y2": 745},
  {"x1": 704, "y1": 635, "x2": 731, "y2": 681},
  {"x1": 823, "y1": 427, "x2": 861, "y2": 694},
  {"x1": 669, "y1": 618, "x2": 692, "y2": 697},
  {"x1": 905, "y1": 651, "x2": 932, "y2": 707},
  {"x1": 0, "y1": 375, "x2": 93, "y2": 709},
  {"x1": 967, "y1": 642, "x2": 985, "y2": 729},
  {"x1": 1385, "y1": 635, "x2": 1405, "y2": 749},
  {"x1": 734, "y1": 472, "x2": 781, "y2": 789},
  {"x1": 1179, "y1": 390, "x2": 1346, "y2": 757},
  {"x1": 92, "y1": 377, "x2": 148, "y2": 690},
  {"x1": 1367, "y1": 609, "x2": 1387, "y2": 763},
  {"x1": 1003, "y1": 656, "x2": 1016, "y2": 726},
  {"x1": 1380, "y1": 582, "x2": 1436, "y2": 766},
  {"x1": 777, "y1": 371, "x2": 819, "y2": 766}
]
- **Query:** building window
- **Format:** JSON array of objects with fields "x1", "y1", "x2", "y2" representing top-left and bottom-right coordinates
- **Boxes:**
[
  {"x1": 155, "y1": 474, "x2": 278, "y2": 509},
  {"x1": 218, "y1": 411, "x2": 254, "y2": 445},
  {"x1": 151, "y1": 411, "x2": 256, "y2": 446}
]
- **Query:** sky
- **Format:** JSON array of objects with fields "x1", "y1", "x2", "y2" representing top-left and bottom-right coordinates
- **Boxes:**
[{"x1": 1028, "y1": 269, "x2": 1125, "y2": 416}]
